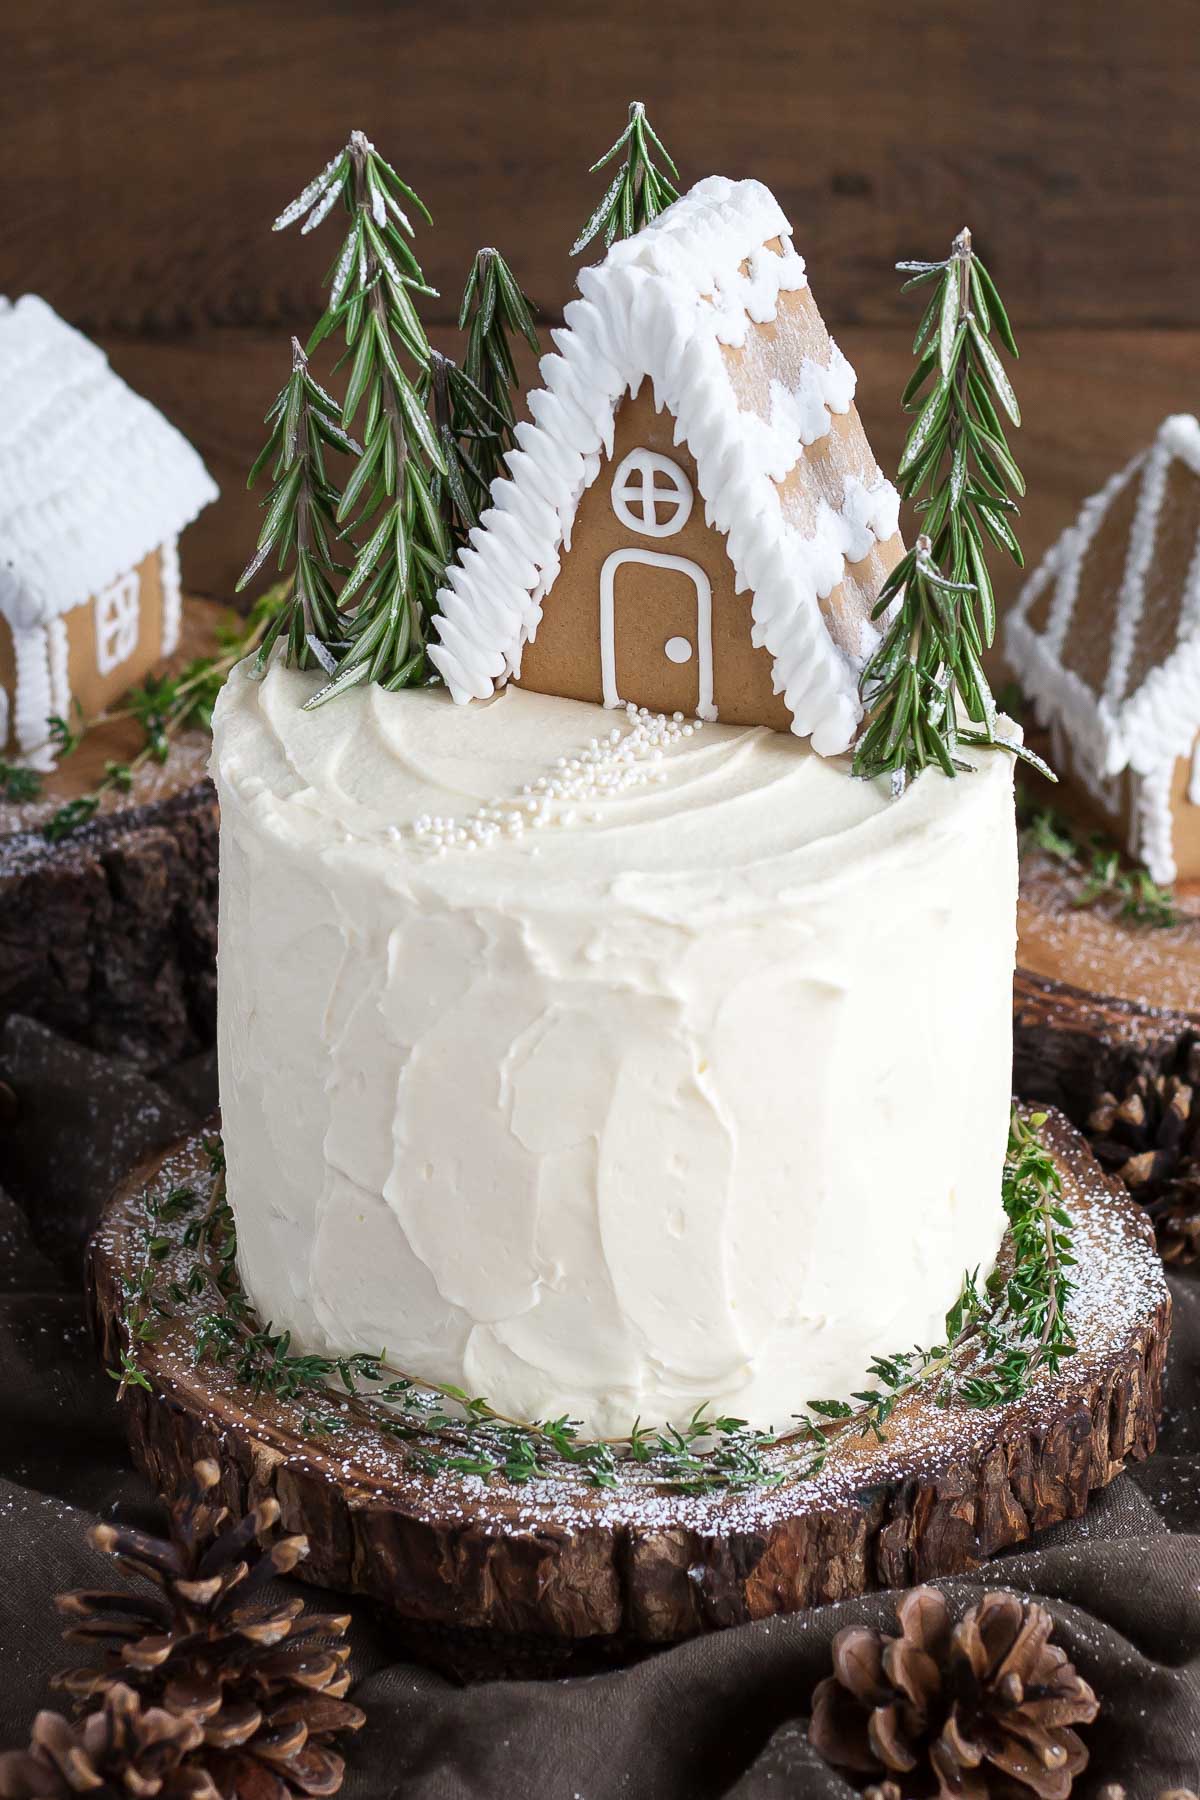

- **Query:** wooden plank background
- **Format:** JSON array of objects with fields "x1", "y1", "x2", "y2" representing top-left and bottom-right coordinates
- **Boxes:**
[{"x1": 4, "y1": 0, "x2": 1199, "y2": 622}]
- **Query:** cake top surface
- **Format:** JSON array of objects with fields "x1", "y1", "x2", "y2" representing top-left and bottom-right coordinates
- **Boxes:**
[
  {"x1": 429, "y1": 177, "x2": 900, "y2": 756},
  {"x1": 0, "y1": 294, "x2": 218, "y2": 631},
  {"x1": 216, "y1": 660, "x2": 1013, "y2": 906},
  {"x1": 1006, "y1": 411, "x2": 1200, "y2": 777}
]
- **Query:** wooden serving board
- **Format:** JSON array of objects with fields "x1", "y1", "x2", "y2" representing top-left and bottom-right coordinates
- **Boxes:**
[
  {"x1": 87, "y1": 1113, "x2": 1169, "y2": 1680},
  {"x1": 1015, "y1": 843, "x2": 1200, "y2": 1260},
  {"x1": 0, "y1": 599, "x2": 226, "y2": 1067}
]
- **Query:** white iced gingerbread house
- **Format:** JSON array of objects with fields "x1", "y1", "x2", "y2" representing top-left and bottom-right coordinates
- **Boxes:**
[
  {"x1": 1006, "y1": 412, "x2": 1200, "y2": 886},
  {"x1": 0, "y1": 295, "x2": 217, "y2": 759},
  {"x1": 430, "y1": 177, "x2": 904, "y2": 754}
]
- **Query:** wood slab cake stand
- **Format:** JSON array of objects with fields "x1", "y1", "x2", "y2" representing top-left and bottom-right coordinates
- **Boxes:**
[
  {"x1": 0, "y1": 599, "x2": 225, "y2": 1066},
  {"x1": 87, "y1": 1112, "x2": 1169, "y2": 1680},
  {"x1": 1016, "y1": 844, "x2": 1200, "y2": 1261}
]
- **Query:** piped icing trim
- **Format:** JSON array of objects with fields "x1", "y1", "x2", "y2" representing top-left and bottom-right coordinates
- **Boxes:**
[
  {"x1": 0, "y1": 296, "x2": 217, "y2": 631},
  {"x1": 431, "y1": 177, "x2": 900, "y2": 758}
]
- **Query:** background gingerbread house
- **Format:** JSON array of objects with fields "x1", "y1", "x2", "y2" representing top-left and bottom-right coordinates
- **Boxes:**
[
  {"x1": 1006, "y1": 412, "x2": 1200, "y2": 886},
  {"x1": 0, "y1": 295, "x2": 217, "y2": 759},
  {"x1": 431, "y1": 178, "x2": 904, "y2": 755}
]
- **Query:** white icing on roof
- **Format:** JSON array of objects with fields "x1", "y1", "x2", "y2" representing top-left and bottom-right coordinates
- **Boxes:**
[
  {"x1": 0, "y1": 296, "x2": 218, "y2": 630},
  {"x1": 1006, "y1": 413, "x2": 1200, "y2": 784},
  {"x1": 430, "y1": 177, "x2": 900, "y2": 757}
]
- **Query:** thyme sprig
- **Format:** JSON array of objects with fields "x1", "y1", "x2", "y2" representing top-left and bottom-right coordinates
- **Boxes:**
[
  {"x1": 0, "y1": 761, "x2": 43, "y2": 803},
  {"x1": 956, "y1": 1108, "x2": 1077, "y2": 1405},
  {"x1": 856, "y1": 231, "x2": 1050, "y2": 791},
  {"x1": 237, "y1": 339, "x2": 356, "y2": 675},
  {"x1": 572, "y1": 101, "x2": 680, "y2": 256},
  {"x1": 1022, "y1": 802, "x2": 1180, "y2": 928},
  {"x1": 275, "y1": 131, "x2": 447, "y2": 706},
  {"x1": 113, "y1": 1113, "x2": 1075, "y2": 1496},
  {"x1": 41, "y1": 584, "x2": 291, "y2": 843}
]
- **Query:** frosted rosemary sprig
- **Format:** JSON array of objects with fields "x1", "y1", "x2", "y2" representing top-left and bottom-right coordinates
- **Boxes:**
[
  {"x1": 571, "y1": 101, "x2": 680, "y2": 255},
  {"x1": 237, "y1": 339, "x2": 355, "y2": 675},
  {"x1": 460, "y1": 249, "x2": 539, "y2": 433},
  {"x1": 274, "y1": 130, "x2": 447, "y2": 705},
  {"x1": 416, "y1": 251, "x2": 540, "y2": 554},
  {"x1": 900, "y1": 229, "x2": 1024, "y2": 609},
  {"x1": 856, "y1": 230, "x2": 1050, "y2": 790},
  {"x1": 854, "y1": 536, "x2": 1053, "y2": 789},
  {"x1": 423, "y1": 350, "x2": 498, "y2": 549},
  {"x1": 444, "y1": 239, "x2": 543, "y2": 514}
]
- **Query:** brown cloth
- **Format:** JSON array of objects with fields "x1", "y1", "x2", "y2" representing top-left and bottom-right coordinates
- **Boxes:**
[{"x1": 0, "y1": 1015, "x2": 1197, "y2": 1796}]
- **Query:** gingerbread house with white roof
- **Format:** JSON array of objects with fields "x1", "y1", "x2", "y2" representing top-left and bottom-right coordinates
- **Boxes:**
[
  {"x1": 0, "y1": 295, "x2": 217, "y2": 760},
  {"x1": 430, "y1": 177, "x2": 904, "y2": 755},
  {"x1": 1006, "y1": 412, "x2": 1200, "y2": 886}
]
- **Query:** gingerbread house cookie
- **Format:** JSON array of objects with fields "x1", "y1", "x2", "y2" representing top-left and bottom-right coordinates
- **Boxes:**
[
  {"x1": 431, "y1": 178, "x2": 904, "y2": 754},
  {"x1": 1007, "y1": 413, "x2": 1200, "y2": 885},
  {"x1": 0, "y1": 295, "x2": 217, "y2": 761}
]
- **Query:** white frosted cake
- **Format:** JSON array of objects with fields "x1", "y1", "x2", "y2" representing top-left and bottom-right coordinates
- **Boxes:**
[
  {"x1": 213, "y1": 170, "x2": 1018, "y2": 1440},
  {"x1": 213, "y1": 666, "x2": 1015, "y2": 1436}
]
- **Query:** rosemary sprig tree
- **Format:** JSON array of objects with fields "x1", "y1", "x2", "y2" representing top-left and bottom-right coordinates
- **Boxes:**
[
  {"x1": 572, "y1": 101, "x2": 681, "y2": 255},
  {"x1": 423, "y1": 350, "x2": 501, "y2": 549},
  {"x1": 460, "y1": 248, "x2": 540, "y2": 443},
  {"x1": 458, "y1": 247, "x2": 540, "y2": 486},
  {"x1": 423, "y1": 249, "x2": 541, "y2": 549},
  {"x1": 236, "y1": 339, "x2": 355, "y2": 675},
  {"x1": 274, "y1": 130, "x2": 448, "y2": 703},
  {"x1": 855, "y1": 228, "x2": 1051, "y2": 790}
]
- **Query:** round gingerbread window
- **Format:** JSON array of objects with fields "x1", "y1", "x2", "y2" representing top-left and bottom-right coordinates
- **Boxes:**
[{"x1": 610, "y1": 449, "x2": 693, "y2": 538}]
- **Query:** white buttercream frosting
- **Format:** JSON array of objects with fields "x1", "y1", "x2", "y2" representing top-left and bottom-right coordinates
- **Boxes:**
[{"x1": 213, "y1": 662, "x2": 1016, "y2": 1437}]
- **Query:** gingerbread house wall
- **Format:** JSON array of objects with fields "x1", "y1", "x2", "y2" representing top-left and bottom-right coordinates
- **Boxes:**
[
  {"x1": 1163, "y1": 743, "x2": 1200, "y2": 885},
  {"x1": 0, "y1": 546, "x2": 170, "y2": 754},
  {"x1": 516, "y1": 384, "x2": 792, "y2": 729},
  {"x1": 1043, "y1": 721, "x2": 1200, "y2": 888},
  {"x1": 515, "y1": 268, "x2": 904, "y2": 735}
]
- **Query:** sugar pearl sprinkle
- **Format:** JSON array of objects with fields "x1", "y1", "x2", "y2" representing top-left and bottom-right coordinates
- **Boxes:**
[{"x1": 409, "y1": 705, "x2": 704, "y2": 855}]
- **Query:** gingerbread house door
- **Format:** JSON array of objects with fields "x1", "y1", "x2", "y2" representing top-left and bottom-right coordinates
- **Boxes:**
[{"x1": 600, "y1": 448, "x2": 716, "y2": 721}]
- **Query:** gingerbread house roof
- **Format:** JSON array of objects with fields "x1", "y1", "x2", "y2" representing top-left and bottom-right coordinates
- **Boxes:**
[
  {"x1": 0, "y1": 295, "x2": 218, "y2": 633},
  {"x1": 429, "y1": 177, "x2": 900, "y2": 756},
  {"x1": 1006, "y1": 413, "x2": 1200, "y2": 782}
]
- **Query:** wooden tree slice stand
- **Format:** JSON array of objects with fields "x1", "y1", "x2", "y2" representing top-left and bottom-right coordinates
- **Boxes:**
[
  {"x1": 1015, "y1": 840, "x2": 1200, "y2": 1261},
  {"x1": 0, "y1": 600, "x2": 225, "y2": 1066},
  {"x1": 87, "y1": 1112, "x2": 1169, "y2": 1681}
]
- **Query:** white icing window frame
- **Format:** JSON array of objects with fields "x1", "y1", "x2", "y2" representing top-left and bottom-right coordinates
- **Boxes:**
[
  {"x1": 599, "y1": 548, "x2": 716, "y2": 722},
  {"x1": 94, "y1": 570, "x2": 141, "y2": 677},
  {"x1": 610, "y1": 449, "x2": 693, "y2": 539}
]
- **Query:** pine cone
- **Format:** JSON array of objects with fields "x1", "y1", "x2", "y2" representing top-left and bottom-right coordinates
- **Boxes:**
[
  {"x1": 808, "y1": 1586, "x2": 1099, "y2": 1799},
  {"x1": 1087, "y1": 1037, "x2": 1200, "y2": 1263},
  {"x1": 0, "y1": 1682, "x2": 204, "y2": 1798},
  {"x1": 52, "y1": 1462, "x2": 364, "y2": 1800}
]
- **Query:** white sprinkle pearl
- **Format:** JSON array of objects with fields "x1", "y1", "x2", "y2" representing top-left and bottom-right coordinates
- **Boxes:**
[{"x1": 405, "y1": 708, "x2": 703, "y2": 857}]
